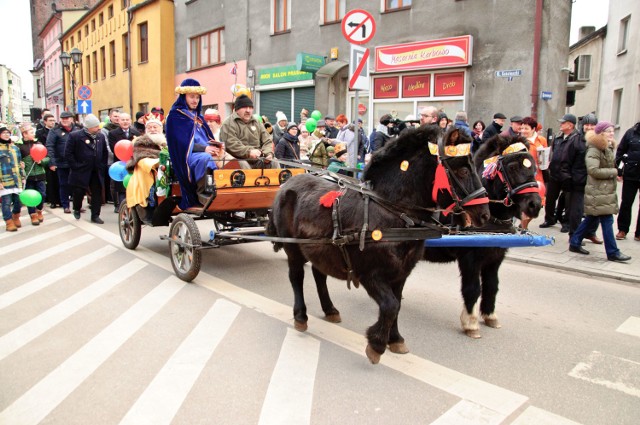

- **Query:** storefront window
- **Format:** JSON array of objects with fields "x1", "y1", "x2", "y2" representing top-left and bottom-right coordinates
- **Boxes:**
[
  {"x1": 349, "y1": 94, "x2": 370, "y2": 134},
  {"x1": 373, "y1": 101, "x2": 415, "y2": 125},
  {"x1": 417, "y1": 100, "x2": 464, "y2": 122}
]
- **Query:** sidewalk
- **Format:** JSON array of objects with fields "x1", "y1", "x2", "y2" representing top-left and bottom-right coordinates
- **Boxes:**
[{"x1": 506, "y1": 205, "x2": 640, "y2": 285}]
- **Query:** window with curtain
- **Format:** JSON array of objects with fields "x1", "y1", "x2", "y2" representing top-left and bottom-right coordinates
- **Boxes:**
[
  {"x1": 122, "y1": 32, "x2": 130, "y2": 70},
  {"x1": 273, "y1": 0, "x2": 289, "y2": 33},
  {"x1": 384, "y1": 0, "x2": 412, "y2": 12},
  {"x1": 92, "y1": 51, "x2": 97, "y2": 81},
  {"x1": 189, "y1": 27, "x2": 225, "y2": 70},
  {"x1": 139, "y1": 22, "x2": 148, "y2": 63},
  {"x1": 100, "y1": 46, "x2": 106, "y2": 79},
  {"x1": 323, "y1": 0, "x2": 345, "y2": 23},
  {"x1": 109, "y1": 41, "x2": 116, "y2": 75}
]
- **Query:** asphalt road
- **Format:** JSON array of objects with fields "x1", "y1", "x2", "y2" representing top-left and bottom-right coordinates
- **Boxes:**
[{"x1": 1, "y1": 207, "x2": 638, "y2": 425}]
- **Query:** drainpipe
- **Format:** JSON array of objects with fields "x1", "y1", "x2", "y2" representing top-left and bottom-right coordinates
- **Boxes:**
[
  {"x1": 531, "y1": 0, "x2": 543, "y2": 119},
  {"x1": 127, "y1": 7, "x2": 133, "y2": 114}
]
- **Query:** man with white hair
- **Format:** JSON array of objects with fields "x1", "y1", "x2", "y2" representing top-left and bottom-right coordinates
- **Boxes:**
[
  {"x1": 64, "y1": 114, "x2": 108, "y2": 223},
  {"x1": 453, "y1": 111, "x2": 472, "y2": 137}
]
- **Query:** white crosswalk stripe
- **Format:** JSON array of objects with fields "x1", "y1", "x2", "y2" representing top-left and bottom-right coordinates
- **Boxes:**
[
  {"x1": 0, "y1": 216, "x2": 60, "y2": 240},
  {"x1": 119, "y1": 298, "x2": 241, "y2": 425},
  {"x1": 2, "y1": 225, "x2": 75, "y2": 254},
  {"x1": 616, "y1": 316, "x2": 640, "y2": 338},
  {"x1": 0, "y1": 259, "x2": 147, "y2": 361},
  {"x1": 0, "y1": 275, "x2": 185, "y2": 425}
]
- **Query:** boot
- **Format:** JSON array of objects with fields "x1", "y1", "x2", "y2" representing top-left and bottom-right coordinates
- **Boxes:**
[
  {"x1": 30, "y1": 213, "x2": 40, "y2": 226},
  {"x1": 36, "y1": 209, "x2": 44, "y2": 222},
  {"x1": 12, "y1": 213, "x2": 22, "y2": 228},
  {"x1": 5, "y1": 219, "x2": 17, "y2": 232}
]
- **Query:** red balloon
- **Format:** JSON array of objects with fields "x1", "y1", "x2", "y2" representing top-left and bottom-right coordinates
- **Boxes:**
[
  {"x1": 114, "y1": 139, "x2": 134, "y2": 161},
  {"x1": 30, "y1": 144, "x2": 47, "y2": 162}
]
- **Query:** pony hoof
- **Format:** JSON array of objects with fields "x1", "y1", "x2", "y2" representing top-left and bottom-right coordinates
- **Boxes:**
[
  {"x1": 484, "y1": 318, "x2": 502, "y2": 329},
  {"x1": 388, "y1": 342, "x2": 410, "y2": 354},
  {"x1": 325, "y1": 313, "x2": 342, "y2": 323},
  {"x1": 465, "y1": 329, "x2": 482, "y2": 339},
  {"x1": 294, "y1": 320, "x2": 308, "y2": 332},
  {"x1": 365, "y1": 344, "x2": 382, "y2": 364}
]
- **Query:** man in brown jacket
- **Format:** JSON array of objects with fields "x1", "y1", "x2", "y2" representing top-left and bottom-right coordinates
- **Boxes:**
[{"x1": 219, "y1": 95, "x2": 274, "y2": 168}]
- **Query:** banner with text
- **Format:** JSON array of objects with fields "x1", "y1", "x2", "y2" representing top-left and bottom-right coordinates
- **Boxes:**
[{"x1": 375, "y1": 35, "x2": 473, "y2": 73}]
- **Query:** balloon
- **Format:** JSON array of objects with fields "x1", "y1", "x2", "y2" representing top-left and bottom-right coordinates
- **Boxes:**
[
  {"x1": 253, "y1": 114, "x2": 263, "y2": 123},
  {"x1": 99, "y1": 122, "x2": 105, "y2": 129},
  {"x1": 114, "y1": 139, "x2": 133, "y2": 161},
  {"x1": 311, "y1": 110, "x2": 322, "y2": 121},
  {"x1": 305, "y1": 117, "x2": 317, "y2": 133},
  {"x1": 40, "y1": 157, "x2": 50, "y2": 167},
  {"x1": 109, "y1": 161, "x2": 128, "y2": 181},
  {"x1": 123, "y1": 173, "x2": 132, "y2": 188},
  {"x1": 235, "y1": 87, "x2": 251, "y2": 98},
  {"x1": 231, "y1": 83, "x2": 248, "y2": 96},
  {"x1": 30, "y1": 144, "x2": 47, "y2": 162},
  {"x1": 19, "y1": 189, "x2": 42, "y2": 207},
  {"x1": 103, "y1": 116, "x2": 110, "y2": 124}
]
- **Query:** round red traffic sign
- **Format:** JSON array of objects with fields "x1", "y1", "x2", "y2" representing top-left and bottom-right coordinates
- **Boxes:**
[
  {"x1": 341, "y1": 9, "x2": 376, "y2": 45},
  {"x1": 77, "y1": 85, "x2": 92, "y2": 100},
  {"x1": 358, "y1": 103, "x2": 367, "y2": 115}
]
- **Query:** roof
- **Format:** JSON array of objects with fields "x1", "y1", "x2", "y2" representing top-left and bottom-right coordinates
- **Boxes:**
[{"x1": 569, "y1": 25, "x2": 607, "y2": 52}]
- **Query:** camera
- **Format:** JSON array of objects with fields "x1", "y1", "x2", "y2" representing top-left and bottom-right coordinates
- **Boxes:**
[{"x1": 383, "y1": 118, "x2": 420, "y2": 136}]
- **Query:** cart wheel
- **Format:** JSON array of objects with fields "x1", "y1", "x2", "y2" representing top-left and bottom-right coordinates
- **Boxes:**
[
  {"x1": 119, "y1": 202, "x2": 141, "y2": 250},
  {"x1": 169, "y1": 213, "x2": 202, "y2": 282}
]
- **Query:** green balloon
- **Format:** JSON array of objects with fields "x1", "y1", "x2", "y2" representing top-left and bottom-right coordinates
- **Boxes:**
[
  {"x1": 305, "y1": 117, "x2": 317, "y2": 133},
  {"x1": 19, "y1": 189, "x2": 42, "y2": 207},
  {"x1": 123, "y1": 173, "x2": 132, "y2": 188},
  {"x1": 311, "y1": 110, "x2": 322, "y2": 121},
  {"x1": 253, "y1": 114, "x2": 263, "y2": 123}
]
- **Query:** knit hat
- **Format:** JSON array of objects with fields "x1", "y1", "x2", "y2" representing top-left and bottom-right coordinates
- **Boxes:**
[
  {"x1": 135, "y1": 111, "x2": 145, "y2": 120},
  {"x1": 335, "y1": 149, "x2": 348, "y2": 158},
  {"x1": 594, "y1": 121, "x2": 614, "y2": 134},
  {"x1": 316, "y1": 120, "x2": 326, "y2": 127},
  {"x1": 0, "y1": 124, "x2": 9, "y2": 134},
  {"x1": 326, "y1": 146, "x2": 335, "y2": 153},
  {"x1": 84, "y1": 114, "x2": 100, "y2": 128},
  {"x1": 234, "y1": 94, "x2": 253, "y2": 110},
  {"x1": 204, "y1": 108, "x2": 221, "y2": 123},
  {"x1": 286, "y1": 122, "x2": 298, "y2": 132},
  {"x1": 276, "y1": 111, "x2": 287, "y2": 123}
]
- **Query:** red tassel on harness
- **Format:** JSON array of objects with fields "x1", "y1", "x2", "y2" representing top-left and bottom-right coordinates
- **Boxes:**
[{"x1": 319, "y1": 190, "x2": 343, "y2": 208}]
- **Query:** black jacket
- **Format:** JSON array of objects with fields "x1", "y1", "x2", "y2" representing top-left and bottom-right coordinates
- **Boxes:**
[
  {"x1": 558, "y1": 129, "x2": 587, "y2": 191},
  {"x1": 372, "y1": 131, "x2": 391, "y2": 151},
  {"x1": 64, "y1": 128, "x2": 109, "y2": 187},
  {"x1": 615, "y1": 122, "x2": 640, "y2": 181},
  {"x1": 108, "y1": 126, "x2": 140, "y2": 153},
  {"x1": 45, "y1": 123, "x2": 83, "y2": 168},
  {"x1": 275, "y1": 133, "x2": 300, "y2": 161},
  {"x1": 481, "y1": 121, "x2": 502, "y2": 143}
]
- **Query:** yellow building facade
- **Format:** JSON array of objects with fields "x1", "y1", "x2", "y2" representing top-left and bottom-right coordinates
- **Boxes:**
[{"x1": 60, "y1": 0, "x2": 175, "y2": 120}]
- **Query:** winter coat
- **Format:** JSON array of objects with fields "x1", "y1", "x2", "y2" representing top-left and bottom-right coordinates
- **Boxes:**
[
  {"x1": 64, "y1": 128, "x2": 109, "y2": 188},
  {"x1": 454, "y1": 120, "x2": 472, "y2": 137},
  {"x1": 45, "y1": 123, "x2": 82, "y2": 168},
  {"x1": 372, "y1": 131, "x2": 391, "y2": 151},
  {"x1": 336, "y1": 124, "x2": 356, "y2": 167},
  {"x1": 219, "y1": 112, "x2": 273, "y2": 159},
  {"x1": 481, "y1": 121, "x2": 502, "y2": 143},
  {"x1": 0, "y1": 141, "x2": 24, "y2": 191},
  {"x1": 559, "y1": 129, "x2": 587, "y2": 191},
  {"x1": 308, "y1": 137, "x2": 328, "y2": 167},
  {"x1": 274, "y1": 133, "x2": 300, "y2": 161},
  {"x1": 583, "y1": 131, "x2": 619, "y2": 216},
  {"x1": 615, "y1": 122, "x2": 640, "y2": 181},
  {"x1": 18, "y1": 139, "x2": 47, "y2": 182}
]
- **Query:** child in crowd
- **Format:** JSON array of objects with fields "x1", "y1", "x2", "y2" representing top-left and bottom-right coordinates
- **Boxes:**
[{"x1": 1, "y1": 124, "x2": 25, "y2": 231}]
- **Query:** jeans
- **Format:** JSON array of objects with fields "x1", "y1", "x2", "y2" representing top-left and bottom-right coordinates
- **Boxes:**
[
  {"x1": 1, "y1": 193, "x2": 22, "y2": 220},
  {"x1": 617, "y1": 179, "x2": 640, "y2": 237},
  {"x1": 571, "y1": 215, "x2": 619, "y2": 257},
  {"x1": 57, "y1": 167, "x2": 71, "y2": 209},
  {"x1": 25, "y1": 180, "x2": 46, "y2": 213}
]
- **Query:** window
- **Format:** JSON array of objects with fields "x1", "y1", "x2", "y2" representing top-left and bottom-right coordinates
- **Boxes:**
[
  {"x1": 100, "y1": 46, "x2": 106, "y2": 79},
  {"x1": 272, "y1": 0, "x2": 290, "y2": 34},
  {"x1": 91, "y1": 19, "x2": 95, "y2": 32},
  {"x1": 575, "y1": 55, "x2": 591, "y2": 81},
  {"x1": 122, "y1": 32, "x2": 130, "y2": 69},
  {"x1": 138, "y1": 103, "x2": 149, "y2": 114},
  {"x1": 77, "y1": 30, "x2": 81, "y2": 41},
  {"x1": 121, "y1": 0, "x2": 128, "y2": 10},
  {"x1": 85, "y1": 54, "x2": 91, "y2": 82},
  {"x1": 323, "y1": 0, "x2": 345, "y2": 23},
  {"x1": 139, "y1": 22, "x2": 148, "y2": 63},
  {"x1": 99, "y1": 13, "x2": 103, "y2": 26},
  {"x1": 109, "y1": 41, "x2": 116, "y2": 75},
  {"x1": 618, "y1": 15, "x2": 630, "y2": 54},
  {"x1": 37, "y1": 78, "x2": 42, "y2": 98},
  {"x1": 108, "y1": 5, "x2": 113, "y2": 19},
  {"x1": 189, "y1": 27, "x2": 225, "y2": 69},
  {"x1": 384, "y1": 0, "x2": 412, "y2": 12},
  {"x1": 84, "y1": 24, "x2": 88, "y2": 36},
  {"x1": 612, "y1": 89, "x2": 623, "y2": 126},
  {"x1": 92, "y1": 51, "x2": 98, "y2": 81},
  {"x1": 70, "y1": 36, "x2": 74, "y2": 46}
]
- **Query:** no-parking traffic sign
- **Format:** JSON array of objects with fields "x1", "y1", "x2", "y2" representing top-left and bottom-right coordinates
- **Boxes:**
[{"x1": 341, "y1": 9, "x2": 376, "y2": 45}]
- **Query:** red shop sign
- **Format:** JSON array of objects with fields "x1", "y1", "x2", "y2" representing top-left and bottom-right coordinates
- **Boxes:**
[
  {"x1": 434, "y1": 72, "x2": 465, "y2": 97},
  {"x1": 402, "y1": 74, "x2": 430, "y2": 98},
  {"x1": 373, "y1": 76, "x2": 399, "y2": 99},
  {"x1": 375, "y1": 35, "x2": 473, "y2": 73}
]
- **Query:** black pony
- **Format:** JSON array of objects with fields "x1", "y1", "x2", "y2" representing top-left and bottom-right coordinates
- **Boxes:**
[
  {"x1": 267, "y1": 126, "x2": 490, "y2": 363},
  {"x1": 423, "y1": 135, "x2": 542, "y2": 338}
]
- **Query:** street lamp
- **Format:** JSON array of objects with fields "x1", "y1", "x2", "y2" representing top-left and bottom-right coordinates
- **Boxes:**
[{"x1": 61, "y1": 47, "x2": 82, "y2": 116}]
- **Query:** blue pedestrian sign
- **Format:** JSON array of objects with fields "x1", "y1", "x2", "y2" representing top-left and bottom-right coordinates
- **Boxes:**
[
  {"x1": 77, "y1": 100, "x2": 92, "y2": 114},
  {"x1": 540, "y1": 91, "x2": 553, "y2": 100}
]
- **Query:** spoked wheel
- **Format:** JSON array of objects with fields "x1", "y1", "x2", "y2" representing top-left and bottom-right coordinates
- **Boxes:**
[
  {"x1": 169, "y1": 213, "x2": 202, "y2": 282},
  {"x1": 118, "y1": 202, "x2": 141, "y2": 250}
]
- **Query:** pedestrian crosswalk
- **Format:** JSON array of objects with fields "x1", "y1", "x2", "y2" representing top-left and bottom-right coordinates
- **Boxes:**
[{"x1": 0, "y1": 213, "x2": 607, "y2": 424}]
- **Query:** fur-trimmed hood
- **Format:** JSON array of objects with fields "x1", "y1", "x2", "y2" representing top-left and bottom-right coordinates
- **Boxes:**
[
  {"x1": 125, "y1": 134, "x2": 165, "y2": 172},
  {"x1": 585, "y1": 130, "x2": 614, "y2": 151}
]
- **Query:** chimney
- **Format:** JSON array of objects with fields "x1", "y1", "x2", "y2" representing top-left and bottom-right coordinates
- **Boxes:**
[{"x1": 579, "y1": 26, "x2": 596, "y2": 39}]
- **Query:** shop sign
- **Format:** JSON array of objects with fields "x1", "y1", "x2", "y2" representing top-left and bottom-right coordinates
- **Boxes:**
[
  {"x1": 402, "y1": 74, "x2": 430, "y2": 98},
  {"x1": 257, "y1": 65, "x2": 314, "y2": 85},
  {"x1": 434, "y1": 72, "x2": 465, "y2": 97},
  {"x1": 296, "y1": 53, "x2": 325, "y2": 73},
  {"x1": 373, "y1": 76, "x2": 399, "y2": 99},
  {"x1": 375, "y1": 35, "x2": 472, "y2": 73}
]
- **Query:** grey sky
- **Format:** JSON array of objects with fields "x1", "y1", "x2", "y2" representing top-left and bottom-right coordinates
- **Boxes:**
[{"x1": 0, "y1": 0, "x2": 610, "y2": 102}]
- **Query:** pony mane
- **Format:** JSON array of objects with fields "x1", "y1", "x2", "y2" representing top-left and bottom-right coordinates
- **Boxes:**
[{"x1": 474, "y1": 134, "x2": 530, "y2": 171}]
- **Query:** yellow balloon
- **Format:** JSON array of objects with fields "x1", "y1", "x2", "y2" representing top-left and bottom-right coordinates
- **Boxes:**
[{"x1": 235, "y1": 87, "x2": 251, "y2": 98}]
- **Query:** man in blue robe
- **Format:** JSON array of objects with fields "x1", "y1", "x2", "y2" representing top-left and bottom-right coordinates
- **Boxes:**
[{"x1": 165, "y1": 78, "x2": 222, "y2": 209}]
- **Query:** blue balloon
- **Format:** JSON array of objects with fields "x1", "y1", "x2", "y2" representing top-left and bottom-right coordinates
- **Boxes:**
[{"x1": 109, "y1": 161, "x2": 128, "y2": 182}]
